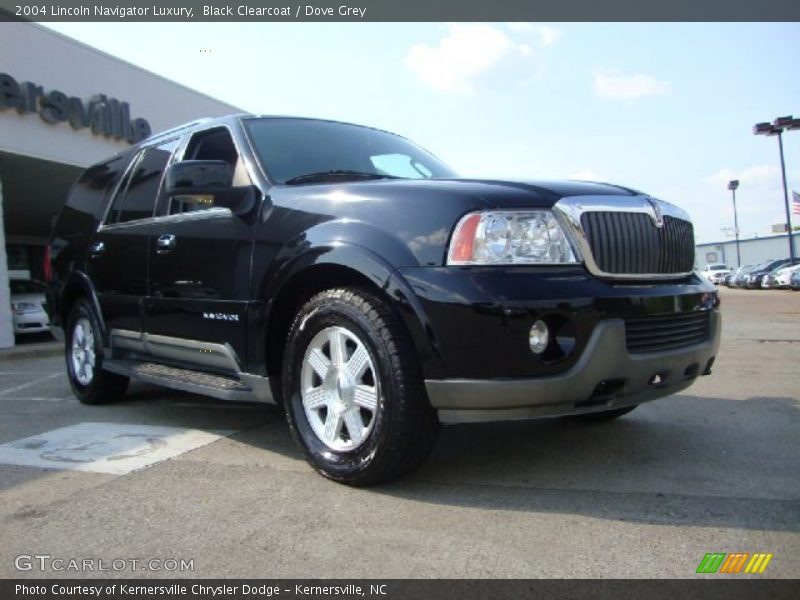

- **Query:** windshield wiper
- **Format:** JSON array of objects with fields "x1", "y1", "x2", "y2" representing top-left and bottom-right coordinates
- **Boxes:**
[{"x1": 284, "y1": 170, "x2": 401, "y2": 185}]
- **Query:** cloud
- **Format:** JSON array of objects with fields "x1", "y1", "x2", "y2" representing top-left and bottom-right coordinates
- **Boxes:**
[
  {"x1": 405, "y1": 23, "x2": 551, "y2": 94},
  {"x1": 706, "y1": 165, "x2": 781, "y2": 187},
  {"x1": 569, "y1": 169, "x2": 603, "y2": 181},
  {"x1": 506, "y1": 23, "x2": 563, "y2": 46},
  {"x1": 592, "y1": 68, "x2": 672, "y2": 100}
]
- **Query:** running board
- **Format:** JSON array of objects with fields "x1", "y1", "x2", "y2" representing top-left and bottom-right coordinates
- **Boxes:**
[{"x1": 103, "y1": 359, "x2": 274, "y2": 404}]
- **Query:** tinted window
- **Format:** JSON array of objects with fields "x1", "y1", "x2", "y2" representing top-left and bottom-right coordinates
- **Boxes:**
[
  {"x1": 69, "y1": 155, "x2": 131, "y2": 219},
  {"x1": 108, "y1": 140, "x2": 178, "y2": 224},
  {"x1": 244, "y1": 118, "x2": 457, "y2": 184}
]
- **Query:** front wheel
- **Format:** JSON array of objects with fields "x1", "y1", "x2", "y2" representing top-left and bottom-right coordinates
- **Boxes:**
[
  {"x1": 282, "y1": 287, "x2": 438, "y2": 486},
  {"x1": 65, "y1": 299, "x2": 129, "y2": 404}
]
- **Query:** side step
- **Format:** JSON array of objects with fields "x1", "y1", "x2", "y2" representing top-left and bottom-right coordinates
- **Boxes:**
[{"x1": 104, "y1": 360, "x2": 271, "y2": 403}]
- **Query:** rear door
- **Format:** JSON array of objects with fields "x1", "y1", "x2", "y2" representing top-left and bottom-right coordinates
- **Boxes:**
[
  {"x1": 87, "y1": 139, "x2": 179, "y2": 335},
  {"x1": 145, "y1": 126, "x2": 257, "y2": 368}
]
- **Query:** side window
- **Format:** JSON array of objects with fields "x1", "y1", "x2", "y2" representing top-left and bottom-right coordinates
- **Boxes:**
[
  {"x1": 106, "y1": 139, "x2": 178, "y2": 225},
  {"x1": 170, "y1": 128, "x2": 249, "y2": 215},
  {"x1": 68, "y1": 154, "x2": 130, "y2": 220}
]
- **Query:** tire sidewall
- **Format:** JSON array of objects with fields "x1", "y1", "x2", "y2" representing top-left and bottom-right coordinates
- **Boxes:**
[{"x1": 283, "y1": 296, "x2": 399, "y2": 481}]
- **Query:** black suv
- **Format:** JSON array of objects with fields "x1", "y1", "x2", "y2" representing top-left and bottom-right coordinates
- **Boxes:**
[{"x1": 47, "y1": 115, "x2": 721, "y2": 485}]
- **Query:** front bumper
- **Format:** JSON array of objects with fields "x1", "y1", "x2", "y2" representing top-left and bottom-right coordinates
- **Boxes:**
[
  {"x1": 13, "y1": 311, "x2": 51, "y2": 334},
  {"x1": 396, "y1": 266, "x2": 720, "y2": 423},
  {"x1": 426, "y1": 313, "x2": 720, "y2": 423}
]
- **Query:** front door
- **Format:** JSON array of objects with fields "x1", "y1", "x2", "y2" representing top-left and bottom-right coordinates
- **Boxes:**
[{"x1": 145, "y1": 127, "x2": 257, "y2": 369}]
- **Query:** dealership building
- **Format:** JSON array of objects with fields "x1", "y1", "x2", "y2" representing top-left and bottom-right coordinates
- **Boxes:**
[{"x1": 0, "y1": 23, "x2": 242, "y2": 348}]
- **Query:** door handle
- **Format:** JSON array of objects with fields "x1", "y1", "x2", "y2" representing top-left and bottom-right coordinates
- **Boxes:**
[
  {"x1": 156, "y1": 234, "x2": 177, "y2": 255},
  {"x1": 89, "y1": 241, "x2": 105, "y2": 257}
]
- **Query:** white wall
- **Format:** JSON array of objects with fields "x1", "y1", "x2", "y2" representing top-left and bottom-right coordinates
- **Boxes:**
[
  {"x1": 0, "y1": 179, "x2": 13, "y2": 348},
  {"x1": 696, "y1": 234, "x2": 800, "y2": 268},
  {"x1": 0, "y1": 22, "x2": 242, "y2": 167}
]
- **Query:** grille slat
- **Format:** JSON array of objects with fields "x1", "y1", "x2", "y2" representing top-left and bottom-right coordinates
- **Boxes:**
[
  {"x1": 625, "y1": 311, "x2": 710, "y2": 354},
  {"x1": 581, "y1": 212, "x2": 694, "y2": 276}
]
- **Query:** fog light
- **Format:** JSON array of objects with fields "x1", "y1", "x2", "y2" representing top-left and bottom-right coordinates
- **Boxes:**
[{"x1": 529, "y1": 320, "x2": 549, "y2": 354}]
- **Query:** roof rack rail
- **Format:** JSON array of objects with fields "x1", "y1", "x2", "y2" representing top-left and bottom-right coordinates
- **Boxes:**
[{"x1": 144, "y1": 118, "x2": 215, "y2": 142}]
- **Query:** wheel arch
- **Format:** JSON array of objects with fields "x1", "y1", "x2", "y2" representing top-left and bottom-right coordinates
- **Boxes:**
[
  {"x1": 260, "y1": 244, "x2": 445, "y2": 403},
  {"x1": 60, "y1": 272, "x2": 107, "y2": 342}
]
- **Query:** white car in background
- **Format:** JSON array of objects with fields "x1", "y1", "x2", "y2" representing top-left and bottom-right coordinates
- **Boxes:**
[
  {"x1": 774, "y1": 263, "x2": 800, "y2": 288},
  {"x1": 10, "y1": 279, "x2": 50, "y2": 335},
  {"x1": 700, "y1": 263, "x2": 732, "y2": 284}
]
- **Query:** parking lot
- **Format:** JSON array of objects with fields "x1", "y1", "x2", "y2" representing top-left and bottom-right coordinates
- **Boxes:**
[{"x1": 0, "y1": 287, "x2": 798, "y2": 579}]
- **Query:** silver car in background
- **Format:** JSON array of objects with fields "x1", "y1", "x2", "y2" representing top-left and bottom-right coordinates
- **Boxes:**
[{"x1": 10, "y1": 279, "x2": 50, "y2": 336}]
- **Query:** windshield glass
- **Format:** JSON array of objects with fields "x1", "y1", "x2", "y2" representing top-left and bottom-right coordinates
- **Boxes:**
[{"x1": 244, "y1": 118, "x2": 457, "y2": 184}]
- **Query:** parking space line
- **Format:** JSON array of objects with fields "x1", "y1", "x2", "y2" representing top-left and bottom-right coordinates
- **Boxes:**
[
  {"x1": 0, "y1": 396, "x2": 68, "y2": 402},
  {"x1": 0, "y1": 373, "x2": 62, "y2": 396},
  {"x1": 0, "y1": 372, "x2": 62, "y2": 375}
]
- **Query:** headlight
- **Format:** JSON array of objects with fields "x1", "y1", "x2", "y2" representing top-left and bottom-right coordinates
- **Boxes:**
[
  {"x1": 12, "y1": 302, "x2": 38, "y2": 314},
  {"x1": 447, "y1": 210, "x2": 577, "y2": 265}
]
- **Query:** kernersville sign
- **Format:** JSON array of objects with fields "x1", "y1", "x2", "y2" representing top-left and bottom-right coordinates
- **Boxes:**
[{"x1": 0, "y1": 72, "x2": 152, "y2": 144}]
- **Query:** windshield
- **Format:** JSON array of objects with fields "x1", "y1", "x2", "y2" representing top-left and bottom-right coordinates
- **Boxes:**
[
  {"x1": 10, "y1": 280, "x2": 46, "y2": 295},
  {"x1": 244, "y1": 118, "x2": 457, "y2": 184}
]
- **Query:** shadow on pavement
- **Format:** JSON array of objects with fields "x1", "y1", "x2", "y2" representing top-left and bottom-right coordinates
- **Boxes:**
[{"x1": 235, "y1": 393, "x2": 800, "y2": 533}]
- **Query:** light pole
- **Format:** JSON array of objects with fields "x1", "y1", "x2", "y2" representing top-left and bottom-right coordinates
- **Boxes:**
[
  {"x1": 727, "y1": 179, "x2": 741, "y2": 267},
  {"x1": 753, "y1": 115, "x2": 800, "y2": 263}
]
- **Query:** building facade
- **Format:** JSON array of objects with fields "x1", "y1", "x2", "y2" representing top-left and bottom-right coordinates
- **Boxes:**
[
  {"x1": 695, "y1": 233, "x2": 800, "y2": 269},
  {"x1": 0, "y1": 23, "x2": 242, "y2": 347}
]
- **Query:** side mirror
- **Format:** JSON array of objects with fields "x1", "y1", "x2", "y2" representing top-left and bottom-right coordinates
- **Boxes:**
[
  {"x1": 164, "y1": 160, "x2": 233, "y2": 195},
  {"x1": 164, "y1": 160, "x2": 256, "y2": 216}
]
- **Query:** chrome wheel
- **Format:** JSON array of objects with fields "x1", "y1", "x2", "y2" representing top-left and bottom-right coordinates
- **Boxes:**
[
  {"x1": 70, "y1": 317, "x2": 96, "y2": 386},
  {"x1": 300, "y1": 326, "x2": 380, "y2": 452}
]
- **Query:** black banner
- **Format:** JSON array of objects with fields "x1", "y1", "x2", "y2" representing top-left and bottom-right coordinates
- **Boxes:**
[
  {"x1": 2, "y1": 580, "x2": 800, "y2": 600},
  {"x1": 1, "y1": 0, "x2": 799, "y2": 22}
]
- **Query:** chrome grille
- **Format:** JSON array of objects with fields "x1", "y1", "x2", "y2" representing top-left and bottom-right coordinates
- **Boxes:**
[
  {"x1": 625, "y1": 311, "x2": 710, "y2": 354},
  {"x1": 580, "y1": 212, "x2": 694, "y2": 276}
]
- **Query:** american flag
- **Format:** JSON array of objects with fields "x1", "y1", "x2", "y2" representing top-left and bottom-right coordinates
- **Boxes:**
[{"x1": 794, "y1": 190, "x2": 800, "y2": 216}]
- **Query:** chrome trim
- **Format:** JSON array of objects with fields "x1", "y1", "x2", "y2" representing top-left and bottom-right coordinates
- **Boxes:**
[{"x1": 553, "y1": 195, "x2": 694, "y2": 280}]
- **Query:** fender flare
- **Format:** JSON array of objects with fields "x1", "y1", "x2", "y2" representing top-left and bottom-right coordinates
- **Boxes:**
[
  {"x1": 61, "y1": 271, "x2": 108, "y2": 343},
  {"x1": 262, "y1": 241, "x2": 446, "y2": 380}
]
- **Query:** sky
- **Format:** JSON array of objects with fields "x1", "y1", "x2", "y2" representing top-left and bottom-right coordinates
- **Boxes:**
[{"x1": 45, "y1": 22, "x2": 800, "y2": 244}]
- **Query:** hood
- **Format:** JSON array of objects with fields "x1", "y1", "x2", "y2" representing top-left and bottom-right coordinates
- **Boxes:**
[{"x1": 269, "y1": 177, "x2": 644, "y2": 267}]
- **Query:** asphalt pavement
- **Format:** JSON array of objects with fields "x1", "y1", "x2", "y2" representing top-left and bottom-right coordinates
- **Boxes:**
[{"x1": 0, "y1": 287, "x2": 798, "y2": 578}]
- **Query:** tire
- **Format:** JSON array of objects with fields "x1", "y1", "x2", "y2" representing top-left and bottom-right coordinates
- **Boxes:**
[
  {"x1": 65, "y1": 299, "x2": 129, "y2": 405},
  {"x1": 566, "y1": 405, "x2": 638, "y2": 422},
  {"x1": 282, "y1": 287, "x2": 438, "y2": 486}
]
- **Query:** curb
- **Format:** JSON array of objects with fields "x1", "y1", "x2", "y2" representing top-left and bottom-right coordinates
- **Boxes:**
[{"x1": 0, "y1": 343, "x2": 63, "y2": 361}]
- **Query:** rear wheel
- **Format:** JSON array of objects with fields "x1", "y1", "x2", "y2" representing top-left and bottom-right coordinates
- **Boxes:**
[
  {"x1": 282, "y1": 287, "x2": 438, "y2": 486},
  {"x1": 566, "y1": 405, "x2": 638, "y2": 422},
  {"x1": 65, "y1": 299, "x2": 129, "y2": 404}
]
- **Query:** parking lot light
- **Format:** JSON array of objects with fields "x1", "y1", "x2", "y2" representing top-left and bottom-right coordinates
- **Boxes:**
[
  {"x1": 727, "y1": 180, "x2": 741, "y2": 267},
  {"x1": 754, "y1": 116, "x2": 796, "y2": 263}
]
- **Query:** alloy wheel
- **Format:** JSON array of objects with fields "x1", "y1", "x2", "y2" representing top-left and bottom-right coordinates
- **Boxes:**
[{"x1": 300, "y1": 326, "x2": 380, "y2": 452}]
